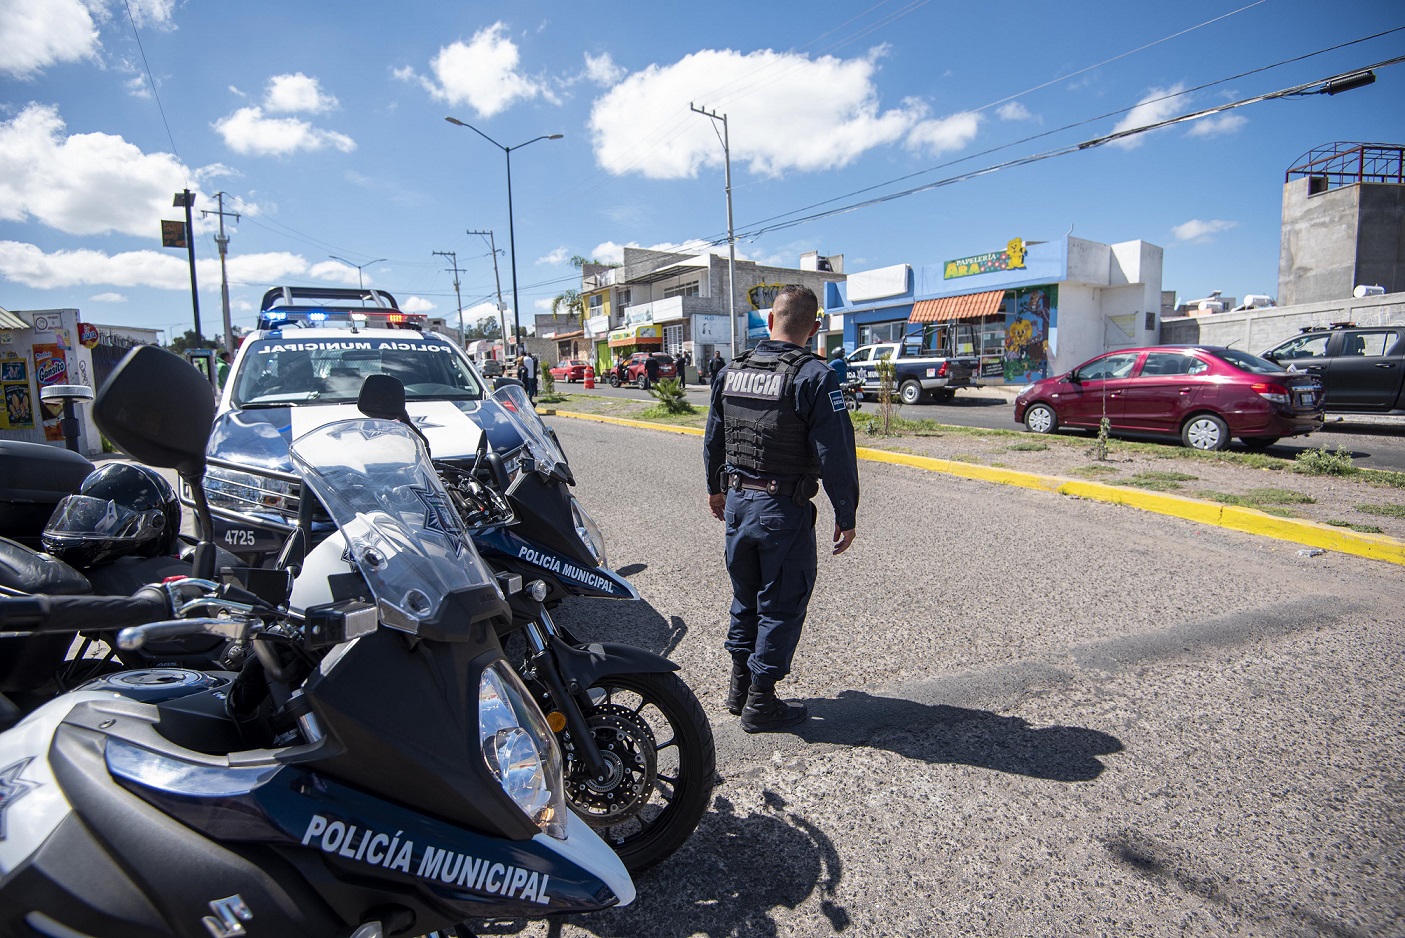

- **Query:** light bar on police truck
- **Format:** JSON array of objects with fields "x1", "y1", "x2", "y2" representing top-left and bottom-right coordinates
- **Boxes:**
[{"x1": 256, "y1": 307, "x2": 427, "y2": 331}]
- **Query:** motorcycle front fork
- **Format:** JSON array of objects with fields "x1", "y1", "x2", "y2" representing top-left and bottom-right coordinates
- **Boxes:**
[{"x1": 522, "y1": 608, "x2": 610, "y2": 782}]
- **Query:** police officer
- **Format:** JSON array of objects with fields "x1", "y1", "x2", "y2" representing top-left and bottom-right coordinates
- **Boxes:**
[{"x1": 703, "y1": 285, "x2": 859, "y2": 733}]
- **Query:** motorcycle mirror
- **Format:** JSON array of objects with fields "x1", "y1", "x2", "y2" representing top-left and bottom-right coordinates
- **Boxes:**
[
  {"x1": 357, "y1": 373, "x2": 433, "y2": 458},
  {"x1": 493, "y1": 376, "x2": 525, "y2": 393},
  {"x1": 92, "y1": 346, "x2": 214, "y2": 476},
  {"x1": 357, "y1": 374, "x2": 409, "y2": 421}
]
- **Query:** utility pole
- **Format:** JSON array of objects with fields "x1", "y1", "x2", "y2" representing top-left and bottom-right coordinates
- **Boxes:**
[
  {"x1": 173, "y1": 189, "x2": 202, "y2": 343},
  {"x1": 202, "y1": 193, "x2": 240, "y2": 352},
  {"x1": 432, "y1": 250, "x2": 466, "y2": 345},
  {"x1": 691, "y1": 103, "x2": 738, "y2": 358},
  {"x1": 467, "y1": 230, "x2": 509, "y2": 356}
]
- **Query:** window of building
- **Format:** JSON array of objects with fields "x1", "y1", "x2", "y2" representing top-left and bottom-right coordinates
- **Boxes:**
[
  {"x1": 663, "y1": 324, "x2": 683, "y2": 352},
  {"x1": 617, "y1": 288, "x2": 631, "y2": 308},
  {"x1": 857, "y1": 320, "x2": 908, "y2": 345},
  {"x1": 588, "y1": 293, "x2": 603, "y2": 312},
  {"x1": 664, "y1": 281, "x2": 700, "y2": 298}
]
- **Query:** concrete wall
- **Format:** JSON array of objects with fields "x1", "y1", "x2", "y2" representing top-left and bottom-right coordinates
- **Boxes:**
[
  {"x1": 1279, "y1": 177, "x2": 1360, "y2": 305},
  {"x1": 1357, "y1": 183, "x2": 1405, "y2": 296},
  {"x1": 1161, "y1": 290, "x2": 1405, "y2": 353}
]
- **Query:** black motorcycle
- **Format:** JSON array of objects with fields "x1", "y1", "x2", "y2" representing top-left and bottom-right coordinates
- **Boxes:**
[{"x1": 0, "y1": 345, "x2": 634, "y2": 937}]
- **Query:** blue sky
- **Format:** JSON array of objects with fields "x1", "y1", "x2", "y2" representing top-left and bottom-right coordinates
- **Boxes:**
[{"x1": 1, "y1": 0, "x2": 1401, "y2": 341}]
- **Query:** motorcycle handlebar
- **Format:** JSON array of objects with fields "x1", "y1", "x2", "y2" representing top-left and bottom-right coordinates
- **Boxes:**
[{"x1": 0, "y1": 586, "x2": 171, "y2": 634}]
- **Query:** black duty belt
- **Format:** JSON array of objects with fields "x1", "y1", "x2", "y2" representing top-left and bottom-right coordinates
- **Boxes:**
[{"x1": 727, "y1": 473, "x2": 797, "y2": 496}]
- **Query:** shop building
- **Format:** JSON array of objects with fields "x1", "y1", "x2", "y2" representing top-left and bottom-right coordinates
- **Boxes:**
[
  {"x1": 825, "y1": 235, "x2": 1163, "y2": 384},
  {"x1": 579, "y1": 248, "x2": 846, "y2": 378},
  {"x1": 0, "y1": 307, "x2": 106, "y2": 454}
]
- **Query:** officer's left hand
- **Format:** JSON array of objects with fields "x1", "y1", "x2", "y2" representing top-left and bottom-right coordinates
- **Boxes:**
[
  {"x1": 832, "y1": 526, "x2": 855, "y2": 555},
  {"x1": 708, "y1": 493, "x2": 726, "y2": 521}
]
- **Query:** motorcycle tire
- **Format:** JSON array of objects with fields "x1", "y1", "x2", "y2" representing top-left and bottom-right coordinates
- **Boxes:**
[{"x1": 564, "y1": 671, "x2": 716, "y2": 872}]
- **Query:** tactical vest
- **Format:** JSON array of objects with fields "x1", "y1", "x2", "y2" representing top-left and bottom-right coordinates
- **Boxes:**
[{"x1": 721, "y1": 346, "x2": 821, "y2": 477}]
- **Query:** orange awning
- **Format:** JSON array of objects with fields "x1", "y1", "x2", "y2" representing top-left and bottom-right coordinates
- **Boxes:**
[{"x1": 909, "y1": 289, "x2": 1006, "y2": 323}]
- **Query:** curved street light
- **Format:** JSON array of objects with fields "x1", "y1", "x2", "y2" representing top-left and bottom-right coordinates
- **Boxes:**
[
  {"x1": 445, "y1": 117, "x2": 563, "y2": 356},
  {"x1": 328, "y1": 255, "x2": 386, "y2": 292}
]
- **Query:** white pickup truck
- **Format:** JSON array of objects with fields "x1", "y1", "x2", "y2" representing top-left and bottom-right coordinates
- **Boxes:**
[{"x1": 845, "y1": 343, "x2": 978, "y2": 404}]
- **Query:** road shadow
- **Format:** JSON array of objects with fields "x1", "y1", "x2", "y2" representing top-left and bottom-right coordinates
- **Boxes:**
[
  {"x1": 790, "y1": 690, "x2": 1122, "y2": 782},
  {"x1": 475, "y1": 792, "x2": 848, "y2": 938},
  {"x1": 552, "y1": 593, "x2": 687, "y2": 660}
]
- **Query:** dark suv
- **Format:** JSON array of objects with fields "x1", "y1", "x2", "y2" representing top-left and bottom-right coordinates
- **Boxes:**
[{"x1": 1261, "y1": 323, "x2": 1405, "y2": 414}]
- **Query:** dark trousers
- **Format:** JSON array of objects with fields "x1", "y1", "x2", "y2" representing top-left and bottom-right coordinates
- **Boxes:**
[{"x1": 723, "y1": 489, "x2": 817, "y2": 681}]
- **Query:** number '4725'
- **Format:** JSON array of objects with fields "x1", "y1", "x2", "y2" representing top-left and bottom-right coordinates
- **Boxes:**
[{"x1": 224, "y1": 529, "x2": 257, "y2": 547}]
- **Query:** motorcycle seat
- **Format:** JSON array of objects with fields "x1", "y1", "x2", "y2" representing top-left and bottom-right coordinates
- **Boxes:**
[{"x1": 0, "y1": 537, "x2": 91, "y2": 694}]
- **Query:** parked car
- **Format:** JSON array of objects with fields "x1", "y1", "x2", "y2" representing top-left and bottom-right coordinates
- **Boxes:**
[
  {"x1": 609, "y1": 352, "x2": 677, "y2": 388},
  {"x1": 1013, "y1": 345, "x2": 1323, "y2": 451},
  {"x1": 549, "y1": 359, "x2": 589, "y2": 383},
  {"x1": 479, "y1": 358, "x2": 504, "y2": 378},
  {"x1": 1260, "y1": 323, "x2": 1405, "y2": 415}
]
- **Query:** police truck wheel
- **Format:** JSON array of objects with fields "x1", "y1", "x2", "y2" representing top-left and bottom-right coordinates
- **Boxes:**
[
  {"x1": 899, "y1": 380, "x2": 924, "y2": 405},
  {"x1": 1024, "y1": 403, "x2": 1057, "y2": 434},
  {"x1": 563, "y1": 671, "x2": 716, "y2": 872}
]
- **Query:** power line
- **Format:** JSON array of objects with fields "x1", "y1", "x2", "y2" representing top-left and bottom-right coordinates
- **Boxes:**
[
  {"x1": 122, "y1": 0, "x2": 183, "y2": 184},
  {"x1": 725, "y1": 53, "x2": 1405, "y2": 242},
  {"x1": 710, "y1": 27, "x2": 1405, "y2": 244}
]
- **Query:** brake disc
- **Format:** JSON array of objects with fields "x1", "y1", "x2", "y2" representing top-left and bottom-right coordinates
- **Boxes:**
[{"x1": 564, "y1": 703, "x2": 658, "y2": 823}]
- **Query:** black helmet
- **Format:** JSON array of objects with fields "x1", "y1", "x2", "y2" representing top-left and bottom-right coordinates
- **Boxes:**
[{"x1": 42, "y1": 463, "x2": 180, "y2": 568}]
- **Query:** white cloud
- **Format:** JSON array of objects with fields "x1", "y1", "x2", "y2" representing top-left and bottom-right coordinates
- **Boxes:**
[
  {"x1": 537, "y1": 247, "x2": 570, "y2": 265},
  {"x1": 590, "y1": 239, "x2": 737, "y2": 266},
  {"x1": 124, "y1": 75, "x2": 150, "y2": 98},
  {"x1": 584, "y1": 52, "x2": 624, "y2": 87},
  {"x1": 1171, "y1": 219, "x2": 1237, "y2": 243},
  {"x1": 414, "y1": 22, "x2": 549, "y2": 117},
  {"x1": 401, "y1": 296, "x2": 436, "y2": 313},
  {"x1": 306, "y1": 260, "x2": 365, "y2": 285},
  {"x1": 265, "y1": 73, "x2": 338, "y2": 113},
  {"x1": 89, "y1": 292, "x2": 126, "y2": 302},
  {"x1": 590, "y1": 48, "x2": 926, "y2": 179},
  {"x1": 0, "y1": 0, "x2": 100, "y2": 78},
  {"x1": 1186, "y1": 113, "x2": 1246, "y2": 138},
  {"x1": 995, "y1": 101, "x2": 1031, "y2": 121},
  {"x1": 125, "y1": 0, "x2": 177, "y2": 28},
  {"x1": 906, "y1": 111, "x2": 981, "y2": 155},
  {"x1": 1109, "y1": 83, "x2": 1188, "y2": 149},
  {"x1": 0, "y1": 104, "x2": 198, "y2": 237},
  {"x1": 212, "y1": 106, "x2": 355, "y2": 156},
  {"x1": 0, "y1": 241, "x2": 368, "y2": 291}
]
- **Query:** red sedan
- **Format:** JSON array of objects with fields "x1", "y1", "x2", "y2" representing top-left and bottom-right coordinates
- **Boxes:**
[
  {"x1": 548, "y1": 359, "x2": 589, "y2": 383},
  {"x1": 1013, "y1": 345, "x2": 1323, "y2": 450}
]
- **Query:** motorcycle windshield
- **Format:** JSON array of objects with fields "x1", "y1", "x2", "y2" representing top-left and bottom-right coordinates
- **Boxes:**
[
  {"x1": 288, "y1": 418, "x2": 501, "y2": 635},
  {"x1": 492, "y1": 384, "x2": 566, "y2": 476}
]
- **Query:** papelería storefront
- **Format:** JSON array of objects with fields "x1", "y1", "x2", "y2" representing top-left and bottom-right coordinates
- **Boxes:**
[{"x1": 823, "y1": 235, "x2": 1163, "y2": 384}]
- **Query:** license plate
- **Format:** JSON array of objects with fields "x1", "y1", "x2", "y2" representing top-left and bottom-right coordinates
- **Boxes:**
[{"x1": 1298, "y1": 391, "x2": 1316, "y2": 407}]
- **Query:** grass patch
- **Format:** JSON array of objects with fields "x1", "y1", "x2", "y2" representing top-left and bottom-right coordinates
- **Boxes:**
[
  {"x1": 1197, "y1": 487, "x2": 1317, "y2": 509},
  {"x1": 1292, "y1": 445, "x2": 1357, "y2": 476},
  {"x1": 1006, "y1": 441, "x2": 1049, "y2": 452},
  {"x1": 1359, "y1": 468, "x2": 1405, "y2": 489},
  {"x1": 1110, "y1": 471, "x2": 1198, "y2": 492},
  {"x1": 1325, "y1": 519, "x2": 1385, "y2": 533},
  {"x1": 1356, "y1": 503, "x2": 1405, "y2": 519},
  {"x1": 1072, "y1": 464, "x2": 1120, "y2": 478}
]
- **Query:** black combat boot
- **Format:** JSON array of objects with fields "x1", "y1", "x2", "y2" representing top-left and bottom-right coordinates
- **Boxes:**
[
  {"x1": 740, "y1": 677, "x2": 808, "y2": 733},
  {"x1": 725, "y1": 659, "x2": 752, "y2": 716}
]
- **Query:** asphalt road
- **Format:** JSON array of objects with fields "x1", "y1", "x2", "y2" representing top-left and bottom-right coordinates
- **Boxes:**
[
  {"x1": 487, "y1": 416, "x2": 1404, "y2": 938},
  {"x1": 556, "y1": 379, "x2": 1405, "y2": 471}
]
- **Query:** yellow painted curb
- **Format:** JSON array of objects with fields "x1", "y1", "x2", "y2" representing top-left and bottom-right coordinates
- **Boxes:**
[{"x1": 548, "y1": 411, "x2": 1405, "y2": 566}]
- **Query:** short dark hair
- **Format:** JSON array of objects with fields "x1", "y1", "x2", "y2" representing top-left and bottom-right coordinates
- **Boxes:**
[{"x1": 772, "y1": 284, "x2": 819, "y2": 333}]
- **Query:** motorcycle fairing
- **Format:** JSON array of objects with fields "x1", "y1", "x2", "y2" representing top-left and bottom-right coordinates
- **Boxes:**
[
  {"x1": 475, "y1": 526, "x2": 638, "y2": 601},
  {"x1": 108, "y1": 737, "x2": 630, "y2": 916}
]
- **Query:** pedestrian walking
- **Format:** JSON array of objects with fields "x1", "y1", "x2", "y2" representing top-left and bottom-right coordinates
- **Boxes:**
[
  {"x1": 216, "y1": 350, "x2": 232, "y2": 391},
  {"x1": 643, "y1": 353, "x2": 659, "y2": 390},
  {"x1": 708, "y1": 350, "x2": 724, "y2": 385},
  {"x1": 519, "y1": 350, "x2": 538, "y2": 400},
  {"x1": 703, "y1": 285, "x2": 859, "y2": 733},
  {"x1": 676, "y1": 350, "x2": 688, "y2": 388}
]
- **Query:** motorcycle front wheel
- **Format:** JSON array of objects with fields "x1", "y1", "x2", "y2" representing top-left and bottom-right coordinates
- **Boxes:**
[{"x1": 562, "y1": 671, "x2": 715, "y2": 872}]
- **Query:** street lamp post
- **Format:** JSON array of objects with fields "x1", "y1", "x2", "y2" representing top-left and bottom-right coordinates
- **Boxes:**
[
  {"x1": 328, "y1": 255, "x2": 386, "y2": 293},
  {"x1": 445, "y1": 117, "x2": 562, "y2": 357}
]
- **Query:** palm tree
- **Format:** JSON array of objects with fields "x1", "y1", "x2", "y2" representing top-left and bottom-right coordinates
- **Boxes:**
[{"x1": 550, "y1": 255, "x2": 614, "y2": 321}]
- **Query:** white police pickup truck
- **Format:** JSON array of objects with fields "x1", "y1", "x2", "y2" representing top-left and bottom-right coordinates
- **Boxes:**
[
  {"x1": 845, "y1": 342, "x2": 977, "y2": 405},
  {"x1": 183, "y1": 286, "x2": 531, "y2": 565}
]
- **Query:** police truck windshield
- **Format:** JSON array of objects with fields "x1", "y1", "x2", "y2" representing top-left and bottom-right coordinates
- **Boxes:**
[{"x1": 231, "y1": 337, "x2": 485, "y2": 406}]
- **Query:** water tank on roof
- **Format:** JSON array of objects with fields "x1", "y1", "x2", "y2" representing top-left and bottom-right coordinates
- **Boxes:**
[{"x1": 1353, "y1": 284, "x2": 1386, "y2": 298}]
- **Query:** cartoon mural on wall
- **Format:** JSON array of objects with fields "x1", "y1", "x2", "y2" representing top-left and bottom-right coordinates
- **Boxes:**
[
  {"x1": 1003, "y1": 286, "x2": 1057, "y2": 382},
  {"x1": 0, "y1": 354, "x2": 33, "y2": 430}
]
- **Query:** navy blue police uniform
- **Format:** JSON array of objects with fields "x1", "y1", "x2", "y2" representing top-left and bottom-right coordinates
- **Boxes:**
[{"x1": 703, "y1": 340, "x2": 859, "y2": 687}]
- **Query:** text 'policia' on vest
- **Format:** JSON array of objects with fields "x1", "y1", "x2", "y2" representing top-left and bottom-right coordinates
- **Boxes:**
[{"x1": 721, "y1": 345, "x2": 821, "y2": 478}]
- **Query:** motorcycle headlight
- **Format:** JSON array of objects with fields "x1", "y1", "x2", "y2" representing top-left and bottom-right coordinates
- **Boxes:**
[
  {"x1": 570, "y1": 497, "x2": 607, "y2": 568},
  {"x1": 479, "y1": 660, "x2": 567, "y2": 839}
]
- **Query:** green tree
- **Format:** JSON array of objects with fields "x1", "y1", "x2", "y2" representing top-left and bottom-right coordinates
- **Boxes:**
[
  {"x1": 551, "y1": 255, "x2": 619, "y2": 320},
  {"x1": 168, "y1": 330, "x2": 220, "y2": 353}
]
